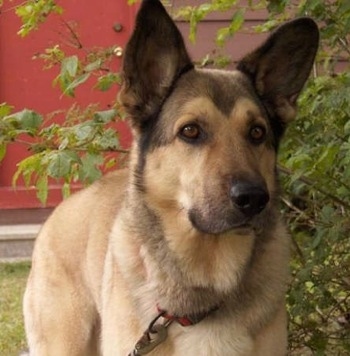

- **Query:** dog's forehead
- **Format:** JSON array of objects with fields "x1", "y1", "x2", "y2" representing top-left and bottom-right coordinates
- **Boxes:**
[{"x1": 171, "y1": 68, "x2": 261, "y2": 117}]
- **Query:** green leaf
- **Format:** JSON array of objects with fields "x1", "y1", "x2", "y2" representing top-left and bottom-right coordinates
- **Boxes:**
[
  {"x1": 267, "y1": 0, "x2": 287, "y2": 14},
  {"x1": 79, "y1": 153, "x2": 103, "y2": 183},
  {"x1": 47, "y1": 150, "x2": 79, "y2": 179},
  {"x1": 36, "y1": 174, "x2": 48, "y2": 204},
  {"x1": 73, "y1": 123, "x2": 94, "y2": 141},
  {"x1": 230, "y1": 9, "x2": 245, "y2": 32},
  {"x1": 62, "y1": 182, "x2": 71, "y2": 199},
  {"x1": 84, "y1": 59, "x2": 102, "y2": 72},
  {"x1": 61, "y1": 56, "x2": 78, "y2": 77},
  {"x1": 95, "y1": 128, "x2": 119, "y2": 150},
  {"x1": 0, "y1": 103, "x2": 13, "y2": 117},
  {"x1": 344, "y1": 120, "x2": 350, "y2": 135},
  {"x1": 64, "y1": 73, "x2": 90, "y2": 94},
  {"x1": 94, "y1": 109, "x2": 117, "y2": 123},
  {"x1": 339, "y1": 1, "x2": 350, "y2": 13},
  {"x1": 216, "y1": 9, "x2": 244, "y2": 46},
  {"x1": 11, "y1": 109, "x2": 43, "y2": 130},
  {"x1": 0, "y1": 144, "x2": 7, "y2": 162},
  {"x1": 105, "y1": 157, "x2": 117, "y2": 170},
  {"x1": 313, "y1": 145, "x2": 339, "y2": 173},
  {"x1": 12, "y1": 153, "x2": 43, "y2": 187},
  {"x1": 58, "y1": 137, "x2": 69, "y2": 150},
  {"x1": 95, "y1": 73, "x2": 121, "y2": 91},
  {"x1": 197, "y1": 3, "x2": 211, "y2": 14}
]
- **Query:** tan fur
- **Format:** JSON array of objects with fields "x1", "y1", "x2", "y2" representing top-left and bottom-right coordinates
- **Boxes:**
[
  {"x1": 23, "y1": 2, "x2": 319, "y2": 355},
  {"x1": 23, "y1": 98, "x2": 289, "y2": 355}
]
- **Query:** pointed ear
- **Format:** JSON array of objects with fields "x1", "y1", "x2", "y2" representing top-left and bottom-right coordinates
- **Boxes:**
[
  {"x1": 237, "y1": 18, "x2": 319, "y2": 125},
  {"x1": 119, "y1": 0, "x2": 192, "y2": 125}
]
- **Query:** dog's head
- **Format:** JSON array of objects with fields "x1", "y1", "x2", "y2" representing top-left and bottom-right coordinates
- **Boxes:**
[{"x1": 119, "y1": 0, "x2": 318, "y2": 235}]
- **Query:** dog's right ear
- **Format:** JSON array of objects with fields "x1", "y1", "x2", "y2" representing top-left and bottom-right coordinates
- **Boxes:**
[{"x1": 119, "y1": 0, "x2": 192, "y2": 127}]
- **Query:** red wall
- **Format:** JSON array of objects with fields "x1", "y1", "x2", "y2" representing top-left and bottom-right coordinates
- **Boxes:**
[
  {"x1": 0, "y1": 0, "x2": 138, "y2": 208},
  {"x1": 0, "y1": 0, "x2": 268, "y2": 210}
]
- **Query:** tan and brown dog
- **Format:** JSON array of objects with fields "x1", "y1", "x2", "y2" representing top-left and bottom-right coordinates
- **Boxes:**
[{"x1": 23, "y1": 1, "x2": 318, "y2": 355}]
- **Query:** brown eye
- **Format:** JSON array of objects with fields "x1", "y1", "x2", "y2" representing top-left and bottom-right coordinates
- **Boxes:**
[
  {"x1": 249, "y1": 126, "x2": 266, "y2": 143},
  {"x1": 180, "y1": 124, "x2": 201, "y2": 140}
]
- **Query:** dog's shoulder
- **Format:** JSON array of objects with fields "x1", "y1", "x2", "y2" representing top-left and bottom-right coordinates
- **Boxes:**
[
  {"x1": 93, "y1": 168, "x2": 129, "y2": 199},
  {"x1": 32, "y1": 169, "x2": 130, "y2": 280},
  {"x1": 37, "y1": 169, "x2": 129, "y2": 247},
  {"x1": 56, "y1": 168, "x2": 128, "y2": 214}
]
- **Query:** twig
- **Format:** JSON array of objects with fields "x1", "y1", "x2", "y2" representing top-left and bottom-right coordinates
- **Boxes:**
[
  {"x1": 61, "y1": 19, "x2": 83, "y2": 49},
  {"x1": 278, "y1": 165, "x2": 350, "y2": 210}
]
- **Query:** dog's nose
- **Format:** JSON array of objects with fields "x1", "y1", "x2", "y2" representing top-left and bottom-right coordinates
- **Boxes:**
[{"x1": 230, "y1": 181, "x2": 269, "y2": 218}]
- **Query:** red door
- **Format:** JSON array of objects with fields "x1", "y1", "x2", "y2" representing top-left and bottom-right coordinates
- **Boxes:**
[{"x1": 0, "y1": 0, "x2": 138, "y2": 209}]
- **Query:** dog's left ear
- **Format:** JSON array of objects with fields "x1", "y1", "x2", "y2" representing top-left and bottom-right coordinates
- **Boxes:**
[
  {"x1": 119, "y1": 0, "x2": 192, "y2": 126},
  {"x1": 237, "y1": 18, "x2": 319, "y2": 125}
]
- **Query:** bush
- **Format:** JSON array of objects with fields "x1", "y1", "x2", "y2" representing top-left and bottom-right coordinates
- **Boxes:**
[{"x1": 150, "y1": 1, "x2": 350, "y2": 352}]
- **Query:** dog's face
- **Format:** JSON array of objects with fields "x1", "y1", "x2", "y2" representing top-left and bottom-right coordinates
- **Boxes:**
[
  {"x1": 120, "y1": 0, "x2": 318, "y2": 236},
  {"x1": 139, "y1": 70, "x2": 277, "y2": 235}
]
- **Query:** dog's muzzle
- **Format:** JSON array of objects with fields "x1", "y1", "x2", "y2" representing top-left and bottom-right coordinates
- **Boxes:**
[
  {"x1": 188, "y1": 180, "x2": 270, "y2": 234},
  {"x1": 230, "y1": 181, "x2": 269, "y2": 218}
]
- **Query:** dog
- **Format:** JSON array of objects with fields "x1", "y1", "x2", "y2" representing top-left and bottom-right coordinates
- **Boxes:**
[{"x1": 23, "y1": 0, "x2": 319, "y2": 355}]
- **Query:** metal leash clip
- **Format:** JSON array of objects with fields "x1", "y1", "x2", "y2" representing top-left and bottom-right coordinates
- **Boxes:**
[{"x1": 129, "y1": 311, "x2": 173, "y2": 355}]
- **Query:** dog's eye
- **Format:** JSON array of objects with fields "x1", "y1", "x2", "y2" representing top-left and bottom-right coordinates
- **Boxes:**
[
  {"x1": 249, "y1": 126, "x2": 266, "y2": 143},
  {"x1": 179, "y1": 124, "x2": 201, "y2": 141}
]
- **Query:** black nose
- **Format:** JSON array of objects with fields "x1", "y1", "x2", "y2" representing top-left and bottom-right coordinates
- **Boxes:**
[{"x1": 230, "y1": 181, "x2": 269, "y2": 218}]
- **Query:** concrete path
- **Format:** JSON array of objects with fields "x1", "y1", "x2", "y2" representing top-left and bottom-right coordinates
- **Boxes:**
[{"x1": 0, "y1": 224, "x2": 41, "y2": 262}]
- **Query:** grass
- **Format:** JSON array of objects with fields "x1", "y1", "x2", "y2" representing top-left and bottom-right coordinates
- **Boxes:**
[{"x1": 0, "y1": 262, "x2": 31, "y2": 356}]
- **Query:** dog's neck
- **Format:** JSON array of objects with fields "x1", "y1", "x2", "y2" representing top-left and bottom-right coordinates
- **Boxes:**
[
  {"x1": 118, "y1": 191, "x2": 256, "y2": 317},
  {"x1": 113, "y1": 184, "x2": 288, "y2": 337}
]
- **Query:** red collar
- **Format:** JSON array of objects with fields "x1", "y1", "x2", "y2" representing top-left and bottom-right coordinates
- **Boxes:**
[
  {"x1": 157, "y1": 304, "x2": 220, "y2": 327},
  {"x1": 128, "y1": 305, "x2": 220, "y2": 355}
]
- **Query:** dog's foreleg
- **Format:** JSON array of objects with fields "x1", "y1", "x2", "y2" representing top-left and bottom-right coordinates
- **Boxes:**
[{"x1": 23, "y1": 263, "x2": 99, "y2": 356}]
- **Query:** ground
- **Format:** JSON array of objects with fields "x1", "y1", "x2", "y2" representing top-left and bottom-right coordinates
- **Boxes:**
[{"x1": 0, "y1": 262, "x2": 30, "y2": 355}]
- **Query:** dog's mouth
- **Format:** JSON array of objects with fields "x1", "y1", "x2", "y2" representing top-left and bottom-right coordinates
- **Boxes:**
[
  {"x1": 187, "y1": 181, "x2": 271, "y2": 235},
  {"x1": 188, "y1": 208, "x2": 262, "y2": 235}
]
